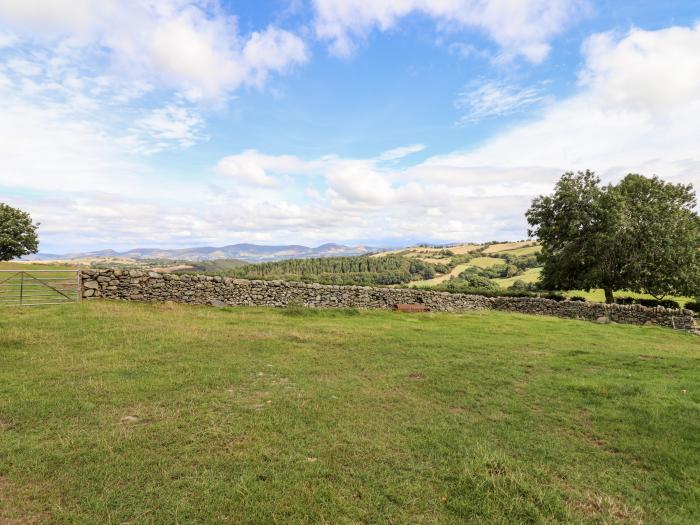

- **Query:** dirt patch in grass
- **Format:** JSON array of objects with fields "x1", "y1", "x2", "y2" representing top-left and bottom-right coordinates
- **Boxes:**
[
  {"x1": 0, "y1": 477, "x2": 50, "y2": 525},
  {"x1": 572, "y1": 491, "x2": 644, "y2": 524}
]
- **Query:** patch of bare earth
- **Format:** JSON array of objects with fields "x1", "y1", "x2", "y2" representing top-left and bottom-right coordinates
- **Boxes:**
[
  {"x1": 571, "y1": 491, "x2": 644, "y2": 524},
  {"x1": 0, "y1": 477, "x2": 51, "y2": 525}
]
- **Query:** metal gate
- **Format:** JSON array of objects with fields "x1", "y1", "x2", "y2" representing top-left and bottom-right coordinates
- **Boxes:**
[{"x1": 0, "y1": 270, "x2": 81, "y2": 306}]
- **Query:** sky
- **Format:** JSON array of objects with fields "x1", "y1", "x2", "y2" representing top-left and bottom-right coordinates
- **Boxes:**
[{"x1": 1, "y1": 1, "x2": 700, "y2": 253}]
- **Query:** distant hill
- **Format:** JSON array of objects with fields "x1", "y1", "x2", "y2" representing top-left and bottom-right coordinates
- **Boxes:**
[{"x1": 22, "y1": 243, "x2": 376, "y2": 263}]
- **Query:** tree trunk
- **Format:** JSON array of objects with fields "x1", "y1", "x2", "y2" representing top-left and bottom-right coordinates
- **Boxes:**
[{"x1": 604, "y1": 287, "x2": 614, "y2": 304}]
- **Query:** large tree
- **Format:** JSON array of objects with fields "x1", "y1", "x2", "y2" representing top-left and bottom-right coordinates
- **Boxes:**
[
  {"x1": 0, "y1": 203, "x2": 39, "y2": 261},
  {"x1": 526, "y1": 171, "x2": 700, "y2": 303},
  {"x1": 614, "y1": 174, "x2": 700, "y2": 299}
]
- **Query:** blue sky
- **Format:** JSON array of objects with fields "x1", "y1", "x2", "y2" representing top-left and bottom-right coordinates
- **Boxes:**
[{"x1": 1, "y1": 1, "x2": 699, "y2": 253}]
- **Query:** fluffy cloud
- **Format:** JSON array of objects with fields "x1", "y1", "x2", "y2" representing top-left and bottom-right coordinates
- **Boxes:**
[
  {"x1": 312, "y1": 0, "x2": 588, "y2": 61},
  {"x1": 127, "y1": 105, "x2": 207, "y2": 154},
  {"x1": 439, "y1": 23, "x2": 700, "y2": 185},
  {"x1": 216, "y1": 150, "x2": 316, "y2": 187},
  {"x1": 580, "y1": 24, "x2": 700, "y2": 114},
  {"x1": 0, "y1": 1, "x2": 308, "y2": 99}
]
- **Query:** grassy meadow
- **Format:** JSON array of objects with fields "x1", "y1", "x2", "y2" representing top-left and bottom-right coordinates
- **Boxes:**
[
  {"x1": 1, "y1": 300, "x2": 699, "y2": 523},
  {"x1": 0, "y1": 261, "x2": 79, "y2": 271}
]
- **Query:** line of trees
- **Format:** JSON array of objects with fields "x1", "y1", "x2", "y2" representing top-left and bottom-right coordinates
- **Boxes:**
[{"x1": 228, "y1": 255, "x2": 437, "y2": 285}]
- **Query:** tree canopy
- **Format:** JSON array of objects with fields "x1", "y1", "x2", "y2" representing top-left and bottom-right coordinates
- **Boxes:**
[
  {"x1": 526, "y1": 171, "x2": 700, "y2": 302},
  {"x1": 0, "y1": 203, "x2": 39, "y2": 262}
]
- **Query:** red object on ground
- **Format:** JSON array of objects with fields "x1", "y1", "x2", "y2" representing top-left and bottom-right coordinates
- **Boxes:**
[{"x1": 394, "y1": 303, "x2": 430, "y2": 312}]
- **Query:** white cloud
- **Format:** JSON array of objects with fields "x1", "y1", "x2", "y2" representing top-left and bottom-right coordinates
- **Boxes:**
[
  {"x1": 0, "y1": 0, "x2": 102, "y2": 34},
  {"x1": 6, "y1": 58, "x2": 42, "y2": 76},
  {"x1": 378, "y1": 144, "x2": 426, "y2": 161},
  {"x1": 0, "y1": 95, "x2": 145, "y2": 194},
  {"x1": 216, "y1": 150, "x2": 313, "y2": 187},
  {"x1": 243, "y1": 26, "x2": 309, "y2": 87},
  {"x1": 580, "y1": 25, "x2": 700, "y2": 114},
  {"x1": 437, "y1": 23, "x2": 700, "y2": 187},
  {"x1": 455, "y1": 79, "x2": 549, "y2": 124},
  {"x1": 0, "y1": 1, "x2": 309, "y2": 99},
  {"x1": 0, "y1": 31, "x2": 18, "y2": 47},
  {"x1": 312, "y1": 0, "x2": 588, "y2": 62},
  {"x1": 127, "y1": 105, "x2": 207, "y2": 154}
]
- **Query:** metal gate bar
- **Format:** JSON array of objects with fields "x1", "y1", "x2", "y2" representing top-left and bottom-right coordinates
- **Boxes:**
[{"x1": 0, "y1": 270, "x2": 81, "y2": 306}]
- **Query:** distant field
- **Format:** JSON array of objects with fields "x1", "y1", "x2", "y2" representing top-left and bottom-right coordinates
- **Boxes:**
[
  {"x1": 447, "y1": 244, "x2": 483, "y2": 255},
  {"x1": 0, "y1": 261, "x2": 79, "y2": 271},
  {"x1": 373, "y1": 243, "x2": 481, "y2": 258},
  {"x1": 564, "y1": 289, "x2": 694, "y2": 308},
  {"x1": 482, "y1": 241, "x2": 537, "y2": 254},
  {"x1": 494, "y1": 268, "x2": 543, "y2": 288},
  {"x1": 498, "y1": 244, "x2": 541, "y2": 256},
  {"x1": 1, "y1": 301, "x2": 698, "y2": 523},
  {"x1": 411, "y1": 263, "x2": 472, "y2": 287},
  {"x1": 469, "y1": 256, "x2": 506, "y2": 269}
]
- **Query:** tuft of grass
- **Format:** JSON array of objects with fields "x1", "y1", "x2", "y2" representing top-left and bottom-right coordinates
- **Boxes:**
[
  {"x1": 0, "y1": 301, "x2": 699, "y2": 523},
  {"x1": 280, "y1": 302, "x2": 321, "y2": 317}
]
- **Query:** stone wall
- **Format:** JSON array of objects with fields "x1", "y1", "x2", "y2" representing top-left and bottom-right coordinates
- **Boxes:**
[
  {"x1": 491, "y1": 296, "x2": 697, "y2": 332},
  {"x1": 81, "y1": 269, "x2": 698, "y2": 333}
]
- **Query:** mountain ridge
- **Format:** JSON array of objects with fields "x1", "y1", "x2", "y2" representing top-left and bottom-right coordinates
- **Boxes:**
[{"x1": 22, "y1": 243, "x2": 378, "y2": 263}]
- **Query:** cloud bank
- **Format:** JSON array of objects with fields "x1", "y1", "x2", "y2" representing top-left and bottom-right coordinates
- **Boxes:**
[{"x1": 1, "y1": 4, "x2": 699, "y2": 252}]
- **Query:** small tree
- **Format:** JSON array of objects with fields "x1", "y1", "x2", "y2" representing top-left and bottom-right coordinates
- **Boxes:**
[
  {"x1": 526, "y1": 172, "x2": 700, "y2": 303},
  {"x1": 0, "y1": 203, "x2": 39, "y2": 261}
]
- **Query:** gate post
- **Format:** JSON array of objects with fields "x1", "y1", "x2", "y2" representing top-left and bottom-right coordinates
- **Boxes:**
[{"x1": 19, "y1": 271, "x2": 24, "y2": 306}]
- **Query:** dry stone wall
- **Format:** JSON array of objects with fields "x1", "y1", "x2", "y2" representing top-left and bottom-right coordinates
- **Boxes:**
[{"x1": 81, "y1": 269, "x2": 698, "y2": 333}]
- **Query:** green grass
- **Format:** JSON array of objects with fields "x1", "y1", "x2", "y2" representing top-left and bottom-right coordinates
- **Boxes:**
[
  {"x1": 564, "y1": 289, "x2": 695, "y2": 308},
  {"x1": 0, "y1": 261, "x2": 79, "y2": 271},
  {"x1": 494, "y1": 267, "x2": 543, "y2": 288},
  {"x1": 1, "y1": 301, "x2": 699, "y2": 523},
  {"x1": 492, "y1": 269, "x2": 693, "y2": 306},
  {"x1": 467, "y1": 256, "x2": 506, "y2": 269},
  {"x1": 499, "y1": 245, "x2": 541, "y2": 256}
]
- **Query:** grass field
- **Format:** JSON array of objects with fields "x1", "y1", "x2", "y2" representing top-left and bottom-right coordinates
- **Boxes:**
[
  {"x1": 497, "y1": 245, "x2": 541, "y2": 256},
  {"x1": 1, "y1": 301, "x2": 699, "y2": 523},
  {"x1": 468, "y1": 256, "x2": 506, "y2": 269},
  {"x1": 494, "y1": 267, "x2": 543, "y2": 288},
  {"x1": 564, "y1": 289, "x2": 695, "y2": 308},
  {"x1": 482, "y1": 241, "x2": 536, "y2": 254},
  {"x1": 0, "y1": 261, "x2": 78, "y2": 271},
  {"x1": 410, "y1": 263, "x2": 472, "y2": 287}
]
